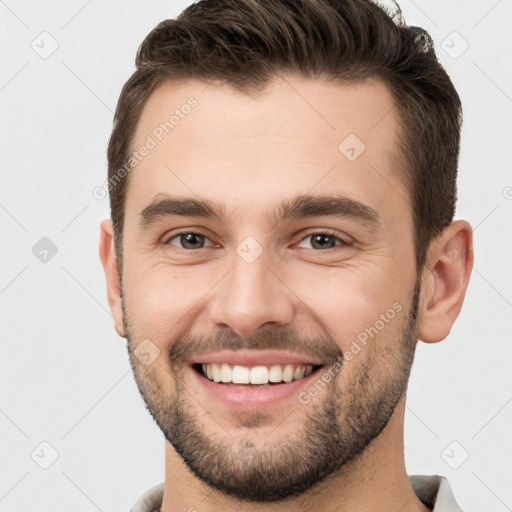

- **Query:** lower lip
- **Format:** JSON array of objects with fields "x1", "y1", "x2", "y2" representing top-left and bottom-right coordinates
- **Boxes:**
[{"x1": 187, "y1": 365, "x2": 323, "y2": 408}]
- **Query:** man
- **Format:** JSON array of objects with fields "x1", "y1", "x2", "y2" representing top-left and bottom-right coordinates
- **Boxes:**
[{"x1": 99, "y1": 0, "x2": 473, "y2": 510}]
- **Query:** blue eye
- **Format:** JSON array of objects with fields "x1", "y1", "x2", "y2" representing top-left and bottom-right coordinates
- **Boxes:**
[{"x1": 297, "y1": 231, "x2": 350, "y2": 250}]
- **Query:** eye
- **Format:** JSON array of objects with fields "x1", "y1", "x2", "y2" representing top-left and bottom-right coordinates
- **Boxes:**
[
  {"x1": 164, "y1": 231, "x2": 215, "y2": 250},
  {"x1": 163, "y1": 230, "x2": 352, "y2": 251},
  {"x1": 296, "y1": 230, "x2": 352, "y2": 250}
]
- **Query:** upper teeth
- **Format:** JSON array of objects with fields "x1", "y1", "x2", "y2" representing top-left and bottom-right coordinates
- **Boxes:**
[{"x1": 200, "y1": 363, "x2": 314, "y2": 384}]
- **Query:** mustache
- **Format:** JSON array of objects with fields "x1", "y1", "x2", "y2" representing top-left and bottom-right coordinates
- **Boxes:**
[{"x1": 168, "y1": 326, "x2": 343, "y2": 369}]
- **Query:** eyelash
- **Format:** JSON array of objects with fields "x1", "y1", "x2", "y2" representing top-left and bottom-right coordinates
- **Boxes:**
[{"x1": 163, "y1": 229, "x2": 352, "y2": 251}]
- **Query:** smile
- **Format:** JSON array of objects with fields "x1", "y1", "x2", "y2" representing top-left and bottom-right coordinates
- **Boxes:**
[
  {"x1": 194, "y1": 363, "x2": 319, "y2": 386},
  {"x1": 185, "y1": 350, "x2": 327, "y2": 406}
]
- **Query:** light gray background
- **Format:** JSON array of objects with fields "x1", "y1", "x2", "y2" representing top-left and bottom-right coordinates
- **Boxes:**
[{"x1": 1, "y1": 0, "x2": 511, "y2": 510}]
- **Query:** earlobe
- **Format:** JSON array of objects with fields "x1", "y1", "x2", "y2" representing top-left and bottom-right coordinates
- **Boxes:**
[
  {"x1": 417, "y1": 220, "x2": 474, "y2": 343},
  {"x1": 99, "y1": 219, "x2": 126, "y2": 338}
]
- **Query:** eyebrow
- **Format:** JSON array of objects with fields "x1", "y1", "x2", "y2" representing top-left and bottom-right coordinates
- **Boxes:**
[{"x1": 138, "y1": 193, "x2": 381, "y2": 231}]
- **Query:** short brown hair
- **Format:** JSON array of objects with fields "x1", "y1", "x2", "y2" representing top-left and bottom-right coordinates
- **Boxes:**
[{"x1": 107, "y1": 0, "x2": 462, "y2": 273}]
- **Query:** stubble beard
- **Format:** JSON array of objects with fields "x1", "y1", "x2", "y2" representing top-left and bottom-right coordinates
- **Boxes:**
[{"x1": 123, "y1": 277, "x2": 421, "y2": 502}]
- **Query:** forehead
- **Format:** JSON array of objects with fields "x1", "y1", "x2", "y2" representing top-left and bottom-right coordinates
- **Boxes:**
[{"x1": 126, "y1": 75, "x2": 409, "y2": 226}]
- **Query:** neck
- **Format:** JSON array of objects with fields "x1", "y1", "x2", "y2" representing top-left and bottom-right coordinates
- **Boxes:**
[{"x1": 160, "y1": 396, "x2": 430, "y2": 512}]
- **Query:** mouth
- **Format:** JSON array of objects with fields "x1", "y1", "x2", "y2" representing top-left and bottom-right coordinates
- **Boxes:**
[
  {"x1": 191, "y1": 362, "x2": 323, "y2": 387},
  {"x1": 185, "y1": 350, "x2": 330, "y2": 408}
]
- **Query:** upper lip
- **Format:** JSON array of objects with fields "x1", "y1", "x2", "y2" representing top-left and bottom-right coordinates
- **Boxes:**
[{"x1": 187, "y1": 350, "x2": 324, "y2": 367}]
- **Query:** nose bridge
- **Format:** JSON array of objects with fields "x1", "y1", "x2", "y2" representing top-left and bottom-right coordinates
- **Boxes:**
[{"x1": 208, "y1": 237, "x2": 294, "y2": 336}]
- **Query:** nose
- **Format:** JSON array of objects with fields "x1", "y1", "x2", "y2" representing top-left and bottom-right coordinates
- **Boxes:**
[{"x1": 208, "y1": 246, "x2": 295, "y2": 338}]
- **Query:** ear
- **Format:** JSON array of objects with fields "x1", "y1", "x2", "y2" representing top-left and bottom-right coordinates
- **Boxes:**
[
  {"x1": 99, "y1": 219, "x2": 126, "y2": 338},
  {"x1": 417, "y1": 220, "x2": 474, "y2": 343}
]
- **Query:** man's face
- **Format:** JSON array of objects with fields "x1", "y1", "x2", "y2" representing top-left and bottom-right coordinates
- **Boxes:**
[{"x1": 119, "y1": 76, "x2": 420, "y2": 501}]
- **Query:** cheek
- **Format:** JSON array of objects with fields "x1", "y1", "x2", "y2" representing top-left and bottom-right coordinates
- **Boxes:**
[
  {"x1": 122, "y1": 263, "x2": 218, "y2": 346},
  {"x1": 283, "y1": 264, "x2": 407, "y2": 353},
  {"x1": 122, "y1": 248, "x2": 412, "y2": 360}
]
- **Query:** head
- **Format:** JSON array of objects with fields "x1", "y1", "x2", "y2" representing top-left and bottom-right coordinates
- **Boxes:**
[{"x1": 100, "y1": 0, "x2": 473, "y2": 503}]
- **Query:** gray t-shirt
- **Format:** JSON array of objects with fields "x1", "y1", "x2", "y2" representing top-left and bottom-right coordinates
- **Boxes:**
[{"x1": 129, "y1": 474, "x2": 463, "y2": 511}]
